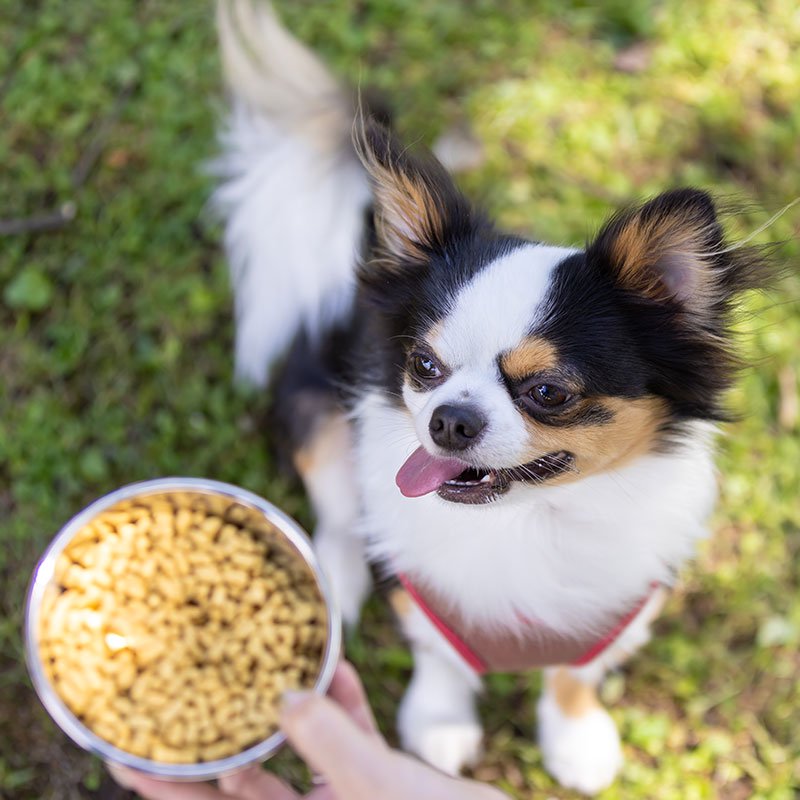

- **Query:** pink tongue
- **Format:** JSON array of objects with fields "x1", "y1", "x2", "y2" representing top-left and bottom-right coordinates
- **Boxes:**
[{"x1": 396, "y1": 446, "x2": 468, "y2": 498}]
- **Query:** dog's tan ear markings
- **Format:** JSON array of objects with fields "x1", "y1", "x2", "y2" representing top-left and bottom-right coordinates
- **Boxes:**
[
  {"x1": 591, "y1": 189, "x2": 724, "y2": 313},
  {"x1": 353, "y1": 116, "x2": 467, "y2": 264}
]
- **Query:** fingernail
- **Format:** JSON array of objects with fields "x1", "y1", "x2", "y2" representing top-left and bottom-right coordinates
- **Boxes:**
[
  {"x1": 106, "y1": 763, "x2": 135, "y2": 789},
  {"x1": 281, "y1": 689, "x2": 312, "y2": 711}
]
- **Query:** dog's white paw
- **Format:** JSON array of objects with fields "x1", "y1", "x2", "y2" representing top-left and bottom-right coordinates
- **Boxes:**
[
  {"x1": 537, "y1": 692, "x2": 623, "y2": 795},
  {"x1": 401, "y1": 718, "x2": 483, "y2": 776},
  {"x1": 398, "y1": 691, "x2": 483, "y2": 775},
  {"x1": 313, "y1": 528, "x2": 370, "y2": 629}
]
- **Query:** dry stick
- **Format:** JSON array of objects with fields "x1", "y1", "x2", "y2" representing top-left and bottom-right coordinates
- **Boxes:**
[
  {"x1": 0, "y1": 80, "x2": 138, "y2": 237},
  {"x1": 0, "y1": 202, "x2": 77, "y2": 236}
]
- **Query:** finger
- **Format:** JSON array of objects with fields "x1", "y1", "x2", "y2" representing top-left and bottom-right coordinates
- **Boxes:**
[
  {"x1": 324, "y1": 661, "x2": 378, "y2": 735},
  {"x1": 218, "y1": 764, "x2": 298, "y2": 800},
  {"x1": 107, "y1": 766, "x2": 223, "y2": 800},
  {"x1": 306, "y1": 785, "x2": 338, "y2": 800},
  {"x1": 280, "y1": 693, "x2": 391, "y2": 796}
]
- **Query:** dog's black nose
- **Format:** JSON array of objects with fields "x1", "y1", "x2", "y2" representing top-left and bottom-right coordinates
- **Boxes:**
[{"x1": 429, "y1": 404, "x2": 487, "y2": 451}]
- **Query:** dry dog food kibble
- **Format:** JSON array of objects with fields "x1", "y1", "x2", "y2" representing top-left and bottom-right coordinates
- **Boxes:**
[{"x1": 38, "y1": 494, "x2": 327, "y2": 763}]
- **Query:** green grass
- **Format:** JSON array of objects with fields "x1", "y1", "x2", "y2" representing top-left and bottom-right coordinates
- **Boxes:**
[{"x1": 1, "y1": 1, "x2": 798, "y2": 798}]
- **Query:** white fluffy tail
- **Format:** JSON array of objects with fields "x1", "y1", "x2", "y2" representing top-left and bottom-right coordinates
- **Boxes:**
[{"x1": 211, "y1": 0, "x2": 371, "y2": 386}]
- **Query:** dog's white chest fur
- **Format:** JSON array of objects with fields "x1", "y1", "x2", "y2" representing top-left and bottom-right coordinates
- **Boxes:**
[{"x1": 355, "y1": 392, "x2": 718, "y2": 638}]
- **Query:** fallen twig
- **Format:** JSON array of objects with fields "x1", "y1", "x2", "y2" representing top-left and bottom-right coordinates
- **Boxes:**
[{"x1": 0, "y1": 202, "x2": 76, "y2": 236}]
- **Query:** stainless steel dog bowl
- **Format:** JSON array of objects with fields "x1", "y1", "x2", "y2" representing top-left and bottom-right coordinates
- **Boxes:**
[{"x1": 25, "y1": 477, "x2": 341, "y2": 781}]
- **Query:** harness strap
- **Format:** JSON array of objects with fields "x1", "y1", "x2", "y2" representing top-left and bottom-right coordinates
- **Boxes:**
[
  {"x1": 398, "y1": 573, "x2": 487, "y2": 673},
  {"x1": 398, "y1": 572, "x2": 659, "y2": 674}
]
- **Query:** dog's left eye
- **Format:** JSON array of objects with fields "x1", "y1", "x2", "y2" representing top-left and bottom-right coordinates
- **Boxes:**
[
  {"x1": 528, "y1": 383, "x2": 571, "y2": 408},
  {"x1": 411, "y1": 353, "x2": 443, "y2": 380}
]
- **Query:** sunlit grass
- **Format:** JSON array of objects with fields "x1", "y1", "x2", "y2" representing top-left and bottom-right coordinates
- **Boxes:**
[{"x1": 1, "y1": 0, "x2": 798, "y2": 797}]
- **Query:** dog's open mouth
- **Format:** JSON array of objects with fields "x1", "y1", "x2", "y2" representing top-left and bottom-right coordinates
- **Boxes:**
[{"x1": 396, "y1": 447, "x2": 575, "y2": 505}]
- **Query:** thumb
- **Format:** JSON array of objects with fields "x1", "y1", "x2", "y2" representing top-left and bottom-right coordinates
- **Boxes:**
[{"x1": 280, "y1": 692, "x2": 391, "y2": 796}]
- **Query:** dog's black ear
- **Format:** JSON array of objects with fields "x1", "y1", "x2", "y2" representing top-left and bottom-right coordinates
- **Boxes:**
[
  {"x1": 354, "y1": 117, "x2": 473, "y2": 265},
  {"x1": 589, "y1": 188, "x2": 770, "y2": 318},
  {"x1": 588, "y1": 189, "x2": 732, "y2": 314}
]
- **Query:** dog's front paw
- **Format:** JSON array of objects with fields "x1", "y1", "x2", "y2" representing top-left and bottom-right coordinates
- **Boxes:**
[
  {"x1": 402, "y1": 719, "x2": 483, "y2": 777},
  {"x1": 537, "y1": 692, "x2": 623, "y2": 795},
  {"x1": 398, "y1": 693, "x2": 483, "y2": 775}
]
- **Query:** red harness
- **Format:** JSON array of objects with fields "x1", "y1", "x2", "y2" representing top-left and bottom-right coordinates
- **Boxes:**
[{"x1": 398, "y1": 573, "x2": 657, "y2": 674}]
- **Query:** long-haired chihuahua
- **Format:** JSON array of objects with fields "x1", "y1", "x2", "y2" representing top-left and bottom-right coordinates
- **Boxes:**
[{"x1": 212, "y1": 2, "x2": 771, "y2": 792}]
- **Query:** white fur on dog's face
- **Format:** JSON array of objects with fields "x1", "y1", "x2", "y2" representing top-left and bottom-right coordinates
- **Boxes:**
[{"x1": 402, "y1": 244, "x2": 576, "y2": 468}]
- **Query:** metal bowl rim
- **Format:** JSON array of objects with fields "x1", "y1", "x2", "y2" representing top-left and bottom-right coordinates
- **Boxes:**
[{"x1": 24, "y1": 477, "x2": 341, "y2": 781}]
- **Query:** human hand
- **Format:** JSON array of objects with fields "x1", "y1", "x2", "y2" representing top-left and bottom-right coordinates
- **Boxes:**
[{"x1": 110, "y1": 660, "x2": 508, "y2": 800}]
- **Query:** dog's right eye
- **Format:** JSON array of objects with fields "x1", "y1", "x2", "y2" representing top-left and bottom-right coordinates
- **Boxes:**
[{"x1": 411, "y1": 353, "x2": 443, "y2": 380}]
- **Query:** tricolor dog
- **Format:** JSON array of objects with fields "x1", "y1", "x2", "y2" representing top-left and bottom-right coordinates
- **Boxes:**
[{"x1": 212, "y1": 2, "x2": 771, "y2": 792}]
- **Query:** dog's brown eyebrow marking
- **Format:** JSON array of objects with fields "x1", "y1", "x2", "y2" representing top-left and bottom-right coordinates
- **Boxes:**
[{"x1": 499, "y1": 336, "x2": 559, "y2": 382}]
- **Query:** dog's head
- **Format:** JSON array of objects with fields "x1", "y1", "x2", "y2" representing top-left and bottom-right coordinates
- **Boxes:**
[{"x1": 355, "y1": 120, "x2": 769, "y2": 505}]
